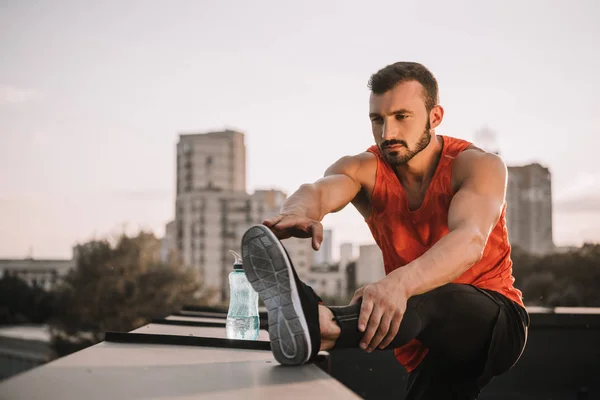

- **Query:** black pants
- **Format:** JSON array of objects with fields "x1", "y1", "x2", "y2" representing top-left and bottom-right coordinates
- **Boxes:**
[{"x1": 327, "y1": 283, "x2": 530, "y2": 400}]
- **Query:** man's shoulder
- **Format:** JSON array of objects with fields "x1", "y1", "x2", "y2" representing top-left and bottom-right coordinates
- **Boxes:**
[
  {"x1": 328, "y1": 151, "x2": 377, "y2": 170},
  {"x1": 325, "y1": 151, "x2": 378, "y2": 184},
  {"x1": 454, "y1": 147, "x2": 505, "y2": 166},
  {"x1": 452, "y1": 148, "x2": 507, "y2": 187}
]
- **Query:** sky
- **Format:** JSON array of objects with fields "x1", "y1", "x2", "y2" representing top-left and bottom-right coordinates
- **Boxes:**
[{"x1": 1, "y1": 0, "x2": 599, "y2": 259}]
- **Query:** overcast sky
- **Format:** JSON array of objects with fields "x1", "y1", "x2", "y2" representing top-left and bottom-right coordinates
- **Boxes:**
[{"x1": 1, "y1": 0, "x2": 599, "y2": 259}]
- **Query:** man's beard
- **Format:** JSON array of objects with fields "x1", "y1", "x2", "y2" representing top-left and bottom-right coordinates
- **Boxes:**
[{"x1": 379, "y1": 120, "x2": 432, "y2": 167}]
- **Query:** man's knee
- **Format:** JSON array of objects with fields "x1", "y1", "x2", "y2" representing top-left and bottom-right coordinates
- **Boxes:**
[{"x1": 407, "y1": 283, "x2": 473, "y2": 312}]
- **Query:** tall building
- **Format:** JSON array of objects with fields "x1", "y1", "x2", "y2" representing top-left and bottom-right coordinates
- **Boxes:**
[
  {"x1": 356, "y1": 244, "x2": 385, "y2": 286},
  {"x1": 339, "y1": 242, "x2": 354, "y2": 270},
  {"x1": 176, "y1": 130, "x2": 246, "y2": 194},
  {"x1": 172, "y1": 131, "x2": 313, "y2": 302},
  {"x1": 160, "y1": 220, "x2": 177, "y2": 263},
  {"x1": 176, "y1": 190, "x2": 259, "y2": 301},
  {"x1": 506, "y1": 163, "x2": 554, "y2": 255},
  {"x1": 313, "y1": 229, "x2": 333, "y2": 266}
]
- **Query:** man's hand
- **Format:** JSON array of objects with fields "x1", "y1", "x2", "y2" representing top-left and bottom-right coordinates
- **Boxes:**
[
  {"x1": 263, "y1": 214, "x2": 324, "y2": 251},
  {"x1": 350, "y1": 275, "x2": 409, "y2": 352}
]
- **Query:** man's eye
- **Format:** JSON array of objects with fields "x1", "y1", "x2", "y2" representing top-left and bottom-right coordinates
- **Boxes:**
[
  {"x1": 371, "y1": 117, "x2": 383, "y2": 124},
  {"x1": 395, "y1": 114, "x2": 406, "y2": 121}
]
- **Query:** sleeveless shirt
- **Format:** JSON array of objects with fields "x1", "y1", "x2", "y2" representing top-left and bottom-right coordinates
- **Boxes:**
[{"x1": 365, "y1": 135, "x2": 524, "y2": 372}]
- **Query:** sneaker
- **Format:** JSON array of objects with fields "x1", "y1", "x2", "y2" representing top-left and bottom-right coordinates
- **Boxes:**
[{"x1": 241, "y1": 224, "x2": 321, "y2": 365}]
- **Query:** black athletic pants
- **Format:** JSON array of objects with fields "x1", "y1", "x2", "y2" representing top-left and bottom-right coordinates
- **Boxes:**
[{"x1": 325, "y1": 283, "x2": 530, "y2": 400}]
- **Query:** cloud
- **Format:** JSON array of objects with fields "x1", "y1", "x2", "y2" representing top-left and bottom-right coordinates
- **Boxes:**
[{"x1": 0, "y1": 85, "x2": 44, "y2": 105}]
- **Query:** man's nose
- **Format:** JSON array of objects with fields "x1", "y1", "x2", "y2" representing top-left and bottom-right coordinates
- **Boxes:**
[{"x1": 381, "y1": 120, "x2": 397, "y2": 142}]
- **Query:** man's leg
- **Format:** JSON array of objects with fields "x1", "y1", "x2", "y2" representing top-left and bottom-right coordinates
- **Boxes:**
[
  {"x1": 321, "y1": 284, "x2": 529, "y2": 399},
  {"x1": 241, "y1": 223, "x2": 528, "y2": 386}
]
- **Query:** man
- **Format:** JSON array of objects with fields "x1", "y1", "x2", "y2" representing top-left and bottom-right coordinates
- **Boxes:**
[{"x1": 241, "y1": 61, "x2": 529, "y2": 399}]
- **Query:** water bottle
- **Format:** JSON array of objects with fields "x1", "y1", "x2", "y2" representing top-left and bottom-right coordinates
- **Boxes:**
[{"x1": 226, "y1": 250, "x2": 259, "y2": 340}]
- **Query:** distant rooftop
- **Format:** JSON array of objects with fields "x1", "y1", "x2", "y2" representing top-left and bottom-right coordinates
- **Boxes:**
[
  {"x1": 178, "y1": 129, "x2": 244, "y2": 138},
  {"x1": 507, "y1": 163, "x2": 550, "y2": 172},
  {"x1": 0, "y1": 258, "x2": 75, "y2": 273}
]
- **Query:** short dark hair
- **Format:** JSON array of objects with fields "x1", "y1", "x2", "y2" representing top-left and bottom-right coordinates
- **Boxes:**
[{"x1": 368, "y1": 62, "x2": 439, "y2": 111}]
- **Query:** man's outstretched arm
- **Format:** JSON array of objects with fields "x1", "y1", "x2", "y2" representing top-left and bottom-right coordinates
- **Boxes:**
[
  {"x1": 356, "y1": 150, "x2": 508, "y2": 352},
  {"x1": 263, "y1": 155, "x2": 365, "y2": 250}
]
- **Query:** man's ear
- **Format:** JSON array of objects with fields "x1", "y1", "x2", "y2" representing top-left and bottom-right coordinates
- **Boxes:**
[{"x1": 429, "y1": 105, "x2": 444, "y2": 129}]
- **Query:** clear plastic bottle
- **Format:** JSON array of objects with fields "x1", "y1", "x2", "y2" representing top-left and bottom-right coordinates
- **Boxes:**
[{"x1": 226, "y1": 250, "x2": 259, "y2": 340}]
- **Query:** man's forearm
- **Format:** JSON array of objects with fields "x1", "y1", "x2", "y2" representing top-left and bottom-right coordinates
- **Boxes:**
[
  {"x1": 280, "y1": 184, "x2": 324, "y2": 221},
  {"x1": 390, "y1": 227, "x2": 486, "y2": 297}
]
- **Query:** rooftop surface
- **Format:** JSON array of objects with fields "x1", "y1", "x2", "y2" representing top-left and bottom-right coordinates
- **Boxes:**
[
  {"x1": 0, "y1": 313, "x2": 358, "y2": 399},
  {"x1": 1, "y1": 306, "x2": 599, "y2": 399}
]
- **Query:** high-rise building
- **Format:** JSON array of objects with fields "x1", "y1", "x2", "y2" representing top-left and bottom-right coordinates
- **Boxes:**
[
  {"x1": 160, "y1": 220, "x2": 177, "y2": 263},
  {"x1": 356, "y1": 244, "x2": 385, "y2": 286},
  {"x1": 339, "y1": 242, "x2": 354, "y2": 270},
  {"x1": 172, "y1": 132, "x2": 313, "y2": 302},
  {"x1": 176, "y1": 190, "x2": 259, "y2": 301},
  {"x1": 313, "y1": 229, "x2": 332, "y2": 266},
  {"x1": 176, "y1": 130, "x2": 246, "y2": 194},
  {"x1": 174, "y1": 130, "x2": 248, "y2": 302},
  {"x1": 506, "y1": 163, "x2": 554, "y2": 255},
  {"x1": 174, "y1": 189, "x2": 314, "y2": 302}
]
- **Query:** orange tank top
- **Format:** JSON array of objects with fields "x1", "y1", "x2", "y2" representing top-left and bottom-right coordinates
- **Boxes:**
[{"x1": 365, "y1": 135, "x2": 524, "y2": 372}]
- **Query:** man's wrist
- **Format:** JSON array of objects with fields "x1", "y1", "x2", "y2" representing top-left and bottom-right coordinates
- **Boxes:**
[{"x1": 388, "y1": 262, "x2": 421, "y2": 298}]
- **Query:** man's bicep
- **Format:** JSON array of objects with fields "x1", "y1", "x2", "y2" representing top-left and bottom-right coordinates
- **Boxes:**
[
  {"x1": 315, "y1": 156, "x2": 364, "y2": 214},
  {"x1": 448, "y1": 153, "x2": 507, "y2": 235}
]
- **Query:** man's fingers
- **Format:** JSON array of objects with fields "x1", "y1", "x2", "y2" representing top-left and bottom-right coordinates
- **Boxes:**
[
  {"x1": 269, "y1": 215, "x2": 299, "y2": 229},
  {"x1": 350, "y1": 286, "x2": 365, "y2": 305},
  {"x1": 379, "y1": 311, "x2": 402, "y2": 350},
  {"x1": 311, "y1": 221, "x2": 324, "y2": 251},
  {"x1": 367, "y1": 313, "x2": 392, "y2": 352},
  {"x1": 263, "y1": 215, "x2": 284, "y2": 227},
  {"x1": 360, "y1": 307, "x2": 383, "y2": 351},
  {"x1": 358, "y1": 297, "x2": 373, "y2": 333},
  {"x1": 262, "y1": 214, "x2": 322, "y2": 244}
]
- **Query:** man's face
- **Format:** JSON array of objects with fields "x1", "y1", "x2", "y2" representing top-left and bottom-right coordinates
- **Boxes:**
[{"x1": 369, "y1": 81, "x2": 433, "y2": 166}]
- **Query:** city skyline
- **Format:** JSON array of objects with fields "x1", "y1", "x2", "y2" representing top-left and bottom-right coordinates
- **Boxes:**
[{"x1": 1, "y1": 1, "x2": 599, "y2": 258}]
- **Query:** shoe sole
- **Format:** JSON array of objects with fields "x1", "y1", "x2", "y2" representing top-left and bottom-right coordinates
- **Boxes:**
[{"x1": 241, "y1": 224, "x2": 311, "y2": 365}]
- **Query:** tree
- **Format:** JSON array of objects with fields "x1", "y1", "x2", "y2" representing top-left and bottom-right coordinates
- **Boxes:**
[
  {"x1": 512, "y1": 243, "x2": 600, "y2": 307},
  {"x1": 50, "y1": 231, "x2": 207, "y2": 355},
  {"x1": 0, "y1": 275, "x2": 56, "y2": 325}
]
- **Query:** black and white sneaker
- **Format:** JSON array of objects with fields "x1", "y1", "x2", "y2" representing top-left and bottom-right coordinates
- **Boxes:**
[{"x1": 241, "y1": 224, "x2": 321, "y2": 365}]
